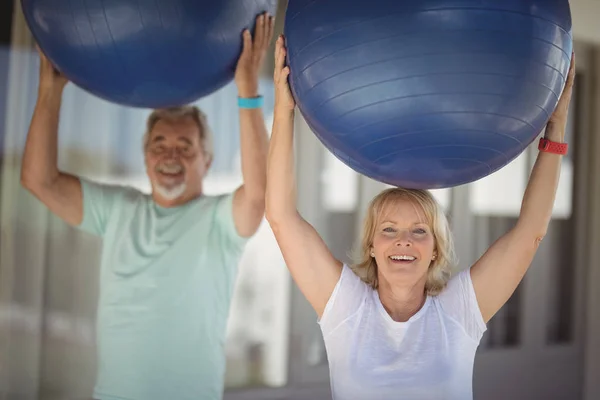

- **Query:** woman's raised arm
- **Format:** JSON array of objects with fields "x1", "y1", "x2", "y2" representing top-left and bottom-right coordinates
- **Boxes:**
[{"x1": 265, "y1": 36, "x2": 343, "y2": 318}]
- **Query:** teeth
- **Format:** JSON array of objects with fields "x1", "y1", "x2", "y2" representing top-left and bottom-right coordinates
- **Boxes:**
[
  {"x1": 158, "y1": 164, "x2": 183, "y2": 174},
  {"x1": 390, "y1": 255, "x2": 416, "y2": 261}
]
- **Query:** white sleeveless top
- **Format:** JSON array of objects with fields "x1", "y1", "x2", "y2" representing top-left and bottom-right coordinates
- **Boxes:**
[{"x1": 318, "y1": 265, "x2": 487, "y2": 400}]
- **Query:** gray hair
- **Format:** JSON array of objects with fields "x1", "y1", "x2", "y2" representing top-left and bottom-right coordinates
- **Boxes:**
[{"x1": 142, "y1": 106, "x2": 214, "y2": 159}]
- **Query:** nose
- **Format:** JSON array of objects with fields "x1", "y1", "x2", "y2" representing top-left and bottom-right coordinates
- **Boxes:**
[
  {"x1": 395, "y1": 230, "x2": 412, "y2": 247},
  {"x1": 162, "y1": 148, "x2": 178, "y2": 159}
]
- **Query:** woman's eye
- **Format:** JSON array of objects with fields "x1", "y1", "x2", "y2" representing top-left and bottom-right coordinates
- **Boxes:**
[
  {"x1": 413, "y1": 228, "x2": 427, "y2": 235},
  {"x1": 383, "y1": 227, "x2": 396, "y2": 233}
]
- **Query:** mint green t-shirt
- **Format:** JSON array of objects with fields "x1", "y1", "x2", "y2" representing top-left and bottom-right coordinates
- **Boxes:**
[{"x1": 77, "y1": 178, "x2": 248, "y2": 400}]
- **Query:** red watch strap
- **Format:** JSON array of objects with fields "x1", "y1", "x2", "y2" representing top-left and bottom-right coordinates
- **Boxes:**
[{"x1": 538, "y1": 138, "x2": 568, "y2": 155}]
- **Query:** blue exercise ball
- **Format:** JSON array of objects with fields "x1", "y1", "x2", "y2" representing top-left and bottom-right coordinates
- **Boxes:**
[
  {"x1": 22, "y1": 0, "x2": 277, "y2": 108},
  {"x1": 284, "y1": 0, "x2": 572, "y2": 189}
]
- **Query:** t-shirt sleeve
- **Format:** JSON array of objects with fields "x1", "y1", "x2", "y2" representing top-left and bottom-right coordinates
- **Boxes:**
[
  {"x1": 213, "y1": 192, "x2": 249, "y2": 249},
  {"x1": 77, "y1": 178, "x2": 126, "y2": 237},
  {"x1": 437, "y1": 267, "x2": 487, "y2": 342},
  {"x1": 318, "y1": 264, "x2": 370, "y2": 338}
]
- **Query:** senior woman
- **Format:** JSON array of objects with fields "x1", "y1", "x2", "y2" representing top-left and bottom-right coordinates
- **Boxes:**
[{"x1": 265, "y1": 35, "x2": 576, "y2": 400}]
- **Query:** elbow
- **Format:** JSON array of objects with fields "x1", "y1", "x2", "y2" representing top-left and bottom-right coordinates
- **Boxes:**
[
  {"x1": 264, "y1": 183, "x2": 298, "y2": 228},
  {"x1": 514, "y1": 221, "x2": 547, "y2": 250},
  {"x1": 533, "y1": 228, "x2": 547, "y2": 248},
  {"x1": 20, "y1": 169, "x2": 55, "y2": 195},
  {"x1": 239, "y1": 188, "x2": 266, "y2": 227},
  {"x1": 245, "y1": 189, "x2": 266, "y2": 216},
  {"x1": 264, "y1": 186, "x2": 278, "y2": 225},
  {"x1": 249, "y1": 197, "x2": 266, "y2": 223},
  {"x1": 250, "y1": 190, "x2": 266, "y2": 210},
  {"x1": 245, "y1": 180, "x2": 266, "y2": 207},
  {"x1": 265, "y1": 213, "x2": 285, "y2": 238},
  {"x1": 265, "y1": 202, "x2": 297, "y2": 232},
  {"x1": 527, "y1": 229, "x2": 547, "y2": 250},
  {"x1": 265, "y1": 200, "x2": 284, "y2": 228},
  {"x1": 264, "y1": 203, "x2": 279, "y2": 227},
  {"x1": 20, "y1": 169, "x2": 37, "y2": 191}
]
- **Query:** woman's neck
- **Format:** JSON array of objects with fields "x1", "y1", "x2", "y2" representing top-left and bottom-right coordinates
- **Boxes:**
[{"x1": 377, "y1": 279, "x2": 427, "y2": 322}]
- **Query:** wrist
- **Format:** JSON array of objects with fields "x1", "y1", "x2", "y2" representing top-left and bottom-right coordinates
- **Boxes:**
[
  {"x1": 274, "y1": 107, "x2": 295, "y2": 120},
  {"x1": 544, "y1": 129, "x2": 565, "y2": 143},
  {"x1": 238, "y1": 91, "x2": 259, "y2": 99},
  {"x1": 238, "y1": 95, "x2": 264, "y2": 109},
  {"x1": 538, "y1": 137, "x2": 568, "y2": 155},
  {"x1": 237, "y1": 82, "x2": 259, "y2": 99},
  {"x1": 37, "y1": 86, "x2": 64, "y2": 104},
  {"x1": 544, "y1": 123, "x2": 566, "y2": 143}
]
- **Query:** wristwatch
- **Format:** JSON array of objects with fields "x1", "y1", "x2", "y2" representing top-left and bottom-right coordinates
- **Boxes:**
[{"x1": 538, "y1": 137, "x2": 568, "y2": 155}]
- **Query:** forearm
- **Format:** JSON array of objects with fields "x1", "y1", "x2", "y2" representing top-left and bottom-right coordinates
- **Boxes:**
[
  {"x1": 21, "y1": 89, "x2": 62, "y2": 186},
  {"x1": 517, "y1": 121, "x2": 565, "y2": 238},
  {"x1": 265, "y1": 108, "x2": 297, "y2": 222},
  {"x1": 471, "y1": 124, "x2": 565, "y2": 322},
  {"x1": 239, "y1": 106, "x2": 269, "y2": 201}
]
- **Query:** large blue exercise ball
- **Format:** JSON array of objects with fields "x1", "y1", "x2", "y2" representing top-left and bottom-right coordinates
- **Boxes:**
[
  {"x1": 284, "y1": 0, "x2": 572, "y2": 189},
  {"x1": 22, "y1": 0, "x2": 277, "y2": 108}
]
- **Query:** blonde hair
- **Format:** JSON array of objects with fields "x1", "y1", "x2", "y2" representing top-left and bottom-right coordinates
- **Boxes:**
[
  {"x1": 142, "y1": 106, "x2": 214, "y2": 159},
  {"x1": 351, "y1": 187, "x2": 457, "y2": 296}
]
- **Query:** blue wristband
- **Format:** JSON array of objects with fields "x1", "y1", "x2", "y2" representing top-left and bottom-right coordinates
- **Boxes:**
[{"x1": 238, "y1": 96, "x2": 264, "y2": 109}]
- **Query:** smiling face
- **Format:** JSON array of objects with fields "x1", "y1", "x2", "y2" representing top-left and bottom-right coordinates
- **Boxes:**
[
  {"x1": 370, "y1": 199, "x2": 437, "y2": 289},
  {"x1": 354, "y1": 188, "x2": 454, "y2": 296},
  {"x1": 144, "y1": 115, "x2": 211, "y2": 206}
]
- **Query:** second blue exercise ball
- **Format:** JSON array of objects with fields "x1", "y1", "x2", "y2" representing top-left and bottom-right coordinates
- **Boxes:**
[
  {"x1": 284, "y1": 0, "x2": 572, "y2": 189},
  {"x1": 22, "y1": 0, "x2": 277, "y2": 108}
]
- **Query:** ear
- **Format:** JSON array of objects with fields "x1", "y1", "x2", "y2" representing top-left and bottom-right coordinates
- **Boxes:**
[{"x1": 203, "y1": 154, "x2": 213, "y2": 174}]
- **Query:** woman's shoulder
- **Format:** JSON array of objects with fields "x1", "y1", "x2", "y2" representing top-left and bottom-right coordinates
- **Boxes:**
[
  {"x1": 318, "y1": 264, "x2": 372, "y2": 334},
  {"x1": 431, "y1": 267, "x2": 487, "y2": 342}
]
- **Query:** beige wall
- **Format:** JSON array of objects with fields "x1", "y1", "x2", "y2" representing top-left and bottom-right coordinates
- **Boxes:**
[
  {"x1": 572, "y1": 2, "x2": 600, "y2": 398},
  {"x1": 584, "y1": 47, "x2": 600, "y2": 400},
  {"x1": 571, "y1": 0, "x2": 600, "y2": 44}
]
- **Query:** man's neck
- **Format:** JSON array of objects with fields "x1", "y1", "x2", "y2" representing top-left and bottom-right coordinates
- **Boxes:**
[{"x1": 152, "y1": 190, "x2": 203, "y2": 208}]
